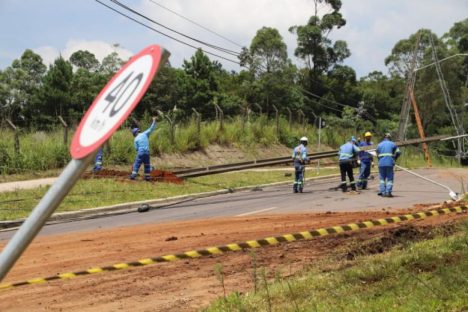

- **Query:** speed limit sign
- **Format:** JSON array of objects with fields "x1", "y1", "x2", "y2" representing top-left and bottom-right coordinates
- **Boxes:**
[
  {"x1": 70, "y1": 44, "x2": 170, "y2": 159},
  {"x1": 0, "y1": 45, "x2": 170, "y2": 281}
]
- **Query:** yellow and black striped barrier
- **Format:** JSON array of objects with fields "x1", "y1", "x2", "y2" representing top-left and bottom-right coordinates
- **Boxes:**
[{"x1": 0, "y1": 205, "x2": 466, "y2": 291}]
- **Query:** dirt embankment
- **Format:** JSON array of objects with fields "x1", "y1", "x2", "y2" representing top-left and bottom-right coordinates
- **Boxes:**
[
  {"x1": 0, "y1": 206, "x2": 466, "y2": 312},
  {"x1": 152, "y1": 144, "x2": 293, "y2": 169}
]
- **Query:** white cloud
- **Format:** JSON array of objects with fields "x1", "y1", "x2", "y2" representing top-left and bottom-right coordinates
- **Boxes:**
[
  {"x1": 34, "y1": 39, "x2": 134, "y2": 67},
  {"x1": 135, "y1": 0, "x2": 467, "y2": 76},
  {"x1": 33, "y1": 46, "x2": 59, "y2": 66},
  {"x1": 21, "y1": 0, "x2": 468, "y2": 77},
  {"x1": 333, "y1": 0, "x2": 468, "y2": 77},
  {"x1": 136, "y1": 0, "x2": 322, "y2": 69}
]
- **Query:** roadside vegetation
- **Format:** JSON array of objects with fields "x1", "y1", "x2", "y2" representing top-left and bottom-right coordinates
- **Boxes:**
[
  {"x1": 0, "y1": 115, "x2": 461, "y2": 178},
  {"x1": 206, "y1": 221, "x2": 468, "y2": 311},
  {"x1": 0, "y1": 117, "x2": 346, "y2": 175}
]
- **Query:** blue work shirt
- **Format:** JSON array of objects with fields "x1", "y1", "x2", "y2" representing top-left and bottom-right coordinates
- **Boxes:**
[
  {"x1": 292, "y1": 144, "x2": 309, "y2": 165},
  {"x1": 339, "y1": 142, "x2": 360, "y2": 162},
  {"x1": 358, "y1": 141, "x2": 374, "y2": 163},
  {"x1": 134, "y1": 121, "x2": 156, "y2": 154},
  {"x1": 376, "y1": 138, "x2": 401, "y2": 167}
]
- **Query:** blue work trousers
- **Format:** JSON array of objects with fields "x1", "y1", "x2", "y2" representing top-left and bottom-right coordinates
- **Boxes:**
[
  {"x1": 293, "y1": 164, "x2": 304, "y2": 192},
  {"x1": 93, "y1": 148, "x2": 103, "y2": 171},
  {"x1": 379, "y1": 166, "x2": 394, "y2": 195},
  {"x1": 357, "y1": 161, "x2": 371, "y2": 189},
  {"x1": 132, "y1": 153, "x2": 151, "y2": 179}
]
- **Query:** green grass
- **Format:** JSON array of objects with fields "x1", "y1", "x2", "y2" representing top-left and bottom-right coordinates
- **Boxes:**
[
  {"x1": 0, "y1": 168, "x2": 336, "y2": 221},
  {"x1": 0, "y1": 115, "x2": 461, "y2": 176},
  {"x1": 206, "y1": 222, "x2": 468, "y2": 312}
]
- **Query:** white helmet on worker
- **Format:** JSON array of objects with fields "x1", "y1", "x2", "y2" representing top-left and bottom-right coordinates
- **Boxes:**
[{"x1": 300, "y1": 136, "x2": 308, "y2": 145}]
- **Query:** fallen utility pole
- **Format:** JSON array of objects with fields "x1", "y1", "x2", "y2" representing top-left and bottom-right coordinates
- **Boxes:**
[{"x1": 176, "y1": 134, "x2": 463, "y2": 179}]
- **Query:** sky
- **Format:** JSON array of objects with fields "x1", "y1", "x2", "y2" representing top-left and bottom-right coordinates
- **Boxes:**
[{"x1": 0, "y1": 0, "x2": 467, "y2": 78}]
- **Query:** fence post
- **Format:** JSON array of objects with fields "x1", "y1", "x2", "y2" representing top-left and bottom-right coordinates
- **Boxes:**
[
  {"x1": 286, "y1": 107, "x2": 292, "y2": 131},
  {"x1": 213, "y1": 99, "x2": 219, "y2": 121},
  {"x1": 254, "y1": 103, "x2": 263, "y2": 115},
  {"x1": 158, "y1": 110, "x2": 175, "y2": 145},
  {"x1": 272, "y1": 105, "x2": 279, "y2": 138},
  {"x1": 58, "y1": 115, "x2": 68, "y2": 145},
  {"x1": 298, "y1": 109, "x2": 306, "y2": 131},
  {"x1": 6, "y1": 119, "x2": 20, "y2": 155},
  {"x1": 131, "y1": 117, "x2": 140, "y2": 129},
  {"x1": 192, "y1": 108, "x2": 201, "y2": 146},
  {"x1": 214, "y1": 104, "x2": 224, "y2": 131}
]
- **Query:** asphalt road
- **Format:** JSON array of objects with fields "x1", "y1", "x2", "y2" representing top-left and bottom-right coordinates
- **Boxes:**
[{"x1": 0, "y1": 168, "x2": 465, "y2": 240}]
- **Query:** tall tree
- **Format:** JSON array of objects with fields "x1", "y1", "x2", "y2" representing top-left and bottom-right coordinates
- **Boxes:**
[
  {"x1": 100, "y1": 52, "x2": 124, "y2": 77},
  {"x1": 249, "y1": 27, "x2": 288, "y2": 74},
  {"x1": 0, "y1": 50, "x2": 46, "y2": 125},
  {"x1": 289, "y1": 0, "x2": 351, "y2": 119},
  {"x1": 179, "y1": 49, "x2": 223, "y2": 117},
  {"x1": 33, "y1": 57, "x2": 73, "y2": 127},
  {"x1": 239, "y1": 27, "x2": 304, "y2": 116},
  {"x1": 289, "y1": 0, "x2": 348, "y2": 74},
  {"x1": 69, "y1": 50, "x2": 100, "y2": 72}
]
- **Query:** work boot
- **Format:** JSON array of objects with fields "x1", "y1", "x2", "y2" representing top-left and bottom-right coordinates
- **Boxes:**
[
  {"x1": 386, "y1": 193, "x2": 393, "y2": 197},
  {"x1": 377, "y1": 192, "x2": 383, "y2": 196},
  {"x1": 129, "y1": 174, "x2": 136, "y2": 180}
]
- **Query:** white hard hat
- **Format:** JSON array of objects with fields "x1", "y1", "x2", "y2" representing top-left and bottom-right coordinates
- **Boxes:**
[{"x1": 300, "y1": 136, "x2": 308, "y2": 142}]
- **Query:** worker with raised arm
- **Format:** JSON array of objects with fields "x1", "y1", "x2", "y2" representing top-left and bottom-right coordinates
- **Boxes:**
[
  {"x1": 130, "y1": 117, "x2": 157, "y2": 181},
  {"x1": 376, "y1": 132, "x2": 401, "y2": 197},
  {"x1": 338, "y1": 136, "x2": 360, "y2": 193},
  {"x1": 292, "y1": 136, "x2": 309, "y2": 193},
  {"x1": 357, "y1": 131, "x2": 374, "y2": 190}
]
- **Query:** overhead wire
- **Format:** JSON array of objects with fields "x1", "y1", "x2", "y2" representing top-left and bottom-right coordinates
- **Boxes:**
[
  {"x1": 109, "y1": 0, "x2": 240, "y2": 57},
  {"x1": 96, "y1": 0, "x2": 379, "y2": 121},
  {"x1": 95, "y1": 0, "x2": 240, "y2": 64},
  {"x1": 147, "y1": 0, "x2": 244, "y2": 49}
]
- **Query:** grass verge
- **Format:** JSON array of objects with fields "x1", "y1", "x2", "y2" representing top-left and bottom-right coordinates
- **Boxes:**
[
  {"x1": 0, "y1": 168, "x2": 336, "y2": 221},
  {"x1": 205, "y1": 221, "x2": 468, "y2": 312}
]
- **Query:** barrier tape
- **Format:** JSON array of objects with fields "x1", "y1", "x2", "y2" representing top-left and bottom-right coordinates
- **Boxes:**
[{"x1": 0, "y1": 204, "x2": 466, "y2": 291}]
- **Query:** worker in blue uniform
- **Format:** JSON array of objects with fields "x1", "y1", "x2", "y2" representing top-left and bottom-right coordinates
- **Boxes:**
[
  {"x1": 93, "y1": 147, "x2": 104, "y2": 173},
  {"x1": 376, "y1": 133, "x2": 401, "y2": 197},
  {"x1": 357, "y1": 132, "x2": 374, "y2": 190},
  {"x1": 338, "y1": 136, "x2": 361, "y2": 192},
  {"x1": 292, "y1": 136, "x2": 310, "y2": 193},
  {"x1": 130, "y1": 117, "x2": 157, "y2": 181}
]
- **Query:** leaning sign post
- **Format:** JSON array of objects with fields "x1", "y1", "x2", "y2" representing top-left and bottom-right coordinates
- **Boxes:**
[{"x1": 0, "y1": 45, "x2": 170, "y2": 281}]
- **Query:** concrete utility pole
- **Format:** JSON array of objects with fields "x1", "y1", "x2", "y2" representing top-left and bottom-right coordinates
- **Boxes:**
[{"x1": 397, "y1": 32, "x2": 420, "y2": 142}]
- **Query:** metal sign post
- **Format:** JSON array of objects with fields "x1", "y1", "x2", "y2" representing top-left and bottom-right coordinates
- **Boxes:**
[
  {"x1": 0, "y1": 45, "x2": 169, "y2": 281},
  {"x1": 0, "y1": 155, "x2": 94, "y2": 279}
]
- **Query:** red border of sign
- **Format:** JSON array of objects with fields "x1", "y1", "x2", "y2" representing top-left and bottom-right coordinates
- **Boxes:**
[{"x1": 70, "y1": 45, "x2": 164, "y2": 159}]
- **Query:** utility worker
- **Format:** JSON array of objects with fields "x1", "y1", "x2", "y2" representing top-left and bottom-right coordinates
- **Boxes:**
[
  {"x1": 93, "y1": 147, "x2": 104, "y2": 172},
  {"x1": 357, "y1": 132, "x2": 374, "y2": 189},
  {"x1": 292, "y1": 136, "x2": 310, "y2": 193},
  {"x1": 338, "y1": 136, "x2": 360, "y2": 192},
  {"x1": 376, "y1": 132, "x2": 401, "y2": 197},
  {"x1": 130, "y1": 117, "x2": 157, "y2": 181}
]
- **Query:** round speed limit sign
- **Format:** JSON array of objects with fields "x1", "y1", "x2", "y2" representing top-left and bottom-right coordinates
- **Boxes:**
[{"x1": 70, "y1": 45, "x2": 169, "y2": 159}]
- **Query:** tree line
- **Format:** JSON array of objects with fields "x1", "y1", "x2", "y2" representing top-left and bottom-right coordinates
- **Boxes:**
[{"x1": 0, "y1": 1, "x2": 466, "y2": 146}]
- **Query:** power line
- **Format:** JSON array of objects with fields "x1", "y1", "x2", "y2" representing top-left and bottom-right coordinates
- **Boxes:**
[
  {"x1": 97, "y1": 0, "x2": 378, "y2": 122},
  {"x1": 95, "y1": 0, "x2": 240, "y2": 64},
  {"x1": 110, "y1": 0, "x2": 240, "y2": 57},
  {"x1": 147, "y1": 0, "x2": 244, "y2": 49}
]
